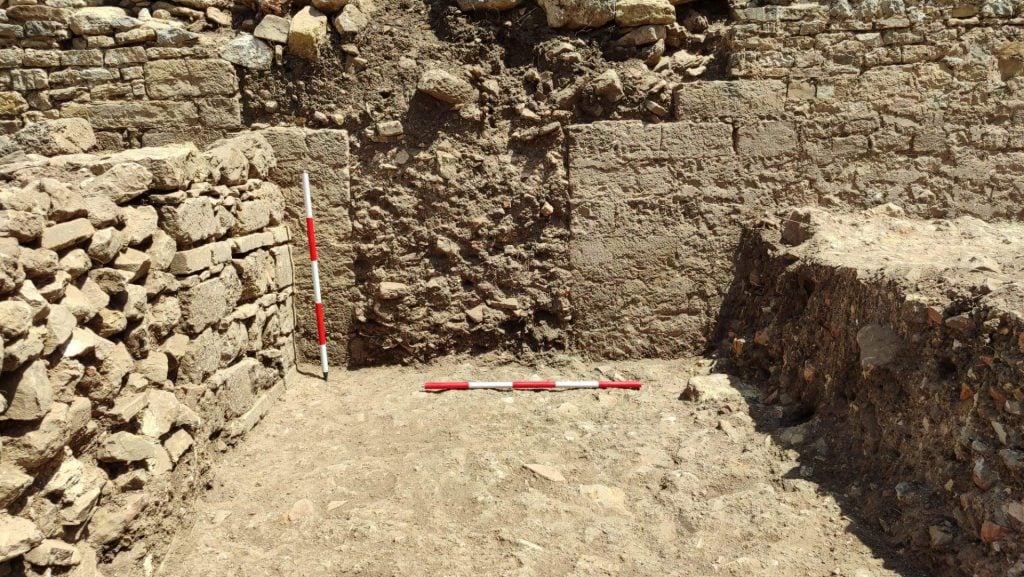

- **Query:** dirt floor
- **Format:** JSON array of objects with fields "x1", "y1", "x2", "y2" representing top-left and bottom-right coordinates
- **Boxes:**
[{"x1": 153, "y1": 355, "x2": 925, "y2": 577}]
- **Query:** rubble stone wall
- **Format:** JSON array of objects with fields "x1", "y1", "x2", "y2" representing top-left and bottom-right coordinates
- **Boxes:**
[
  {"x1": 0, "y1": 125, "x2": 296, "y2": 574},
  {"x1": 0, "y1": 2, "x2": 241, "y2": 149}
]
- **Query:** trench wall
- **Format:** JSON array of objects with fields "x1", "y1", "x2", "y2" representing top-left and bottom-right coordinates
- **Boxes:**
[
  {"x1": 568, "y1": 0, "x2": 1024, "y2": 358},
  {"x1": 0, "y1": 128, "x2": 297, "y2": 573}
]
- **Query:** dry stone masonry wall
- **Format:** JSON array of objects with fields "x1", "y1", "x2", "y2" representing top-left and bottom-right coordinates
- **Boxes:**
[
  {"x1": 0, "y1": 123, "x2": 297, "y2": 575},
  {"x1": 0, "y1": 2, "x2": 241, "y2": 149}
]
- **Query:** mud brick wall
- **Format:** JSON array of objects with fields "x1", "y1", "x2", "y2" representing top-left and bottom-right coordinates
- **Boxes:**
[
  {"x1": 0, "y1": 126, "x2": 296, "y2": 573},
  {"x1": 0, "y1": 2, "x2": 241, "y2": 149}
]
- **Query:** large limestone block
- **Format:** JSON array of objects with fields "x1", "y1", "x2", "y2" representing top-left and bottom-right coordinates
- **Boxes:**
[
  {"x1": 288, "y1": 7, "x2": 328, "y2": 62},
  {"x1": 81, "y1": 162, "x2": 154, "y2": 204},
  {"x1": 254, "y1": 14, "x2": 290, "y2": 43},
  {"x1": 40, "y1": 219, "x2": 94, "y2": 251},
  {"x1": 220, "y1": 34, "x2": 273, "y2": 71},
  {"x1": 68, "y1": 6, "x2": 130, "y2": 35},
  {"x1": 0, "y1": 360, "x2": 53, "y2": 421},
  {"x1": 144, "y1": 59, "x2": 238, "y2": 99},
  {"x1": 537, "y1": 0, "x2": 613, "y2": 28},
  {"x1": 14, "y1": 118, "x2": 96, "y2": 156},
  {"x1": 61, "y1": 101, "x2": 200, "y2": 131},
  {"x1": 101, "y1": 145, "x2": 203, "y2": 191}
]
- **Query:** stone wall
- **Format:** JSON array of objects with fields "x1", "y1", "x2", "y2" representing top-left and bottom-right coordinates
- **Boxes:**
[
  {"x1": 0, "y1": 2, "x2": 241, "y2": 149},
  {"x1": 568, "y1": 0, "x2": 1024, "y2": 358},
  {"x1": 0, "y1": 124, "x2": 296, "y2": 574}
]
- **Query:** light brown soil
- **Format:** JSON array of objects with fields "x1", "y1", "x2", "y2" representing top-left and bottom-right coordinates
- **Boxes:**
[{"x1": 154, "y1": 355, "x2": 923, "y2": 577}]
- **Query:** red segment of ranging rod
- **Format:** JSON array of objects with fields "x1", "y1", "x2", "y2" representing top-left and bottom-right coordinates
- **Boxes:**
[{"x1": 423, "y1": 380, "x2": 643, "y2": 391}]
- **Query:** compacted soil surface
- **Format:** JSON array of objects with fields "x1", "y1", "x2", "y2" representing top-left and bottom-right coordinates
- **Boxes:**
[{"x1": 155, "y1": 355, "x2": 924, "y2": 577}]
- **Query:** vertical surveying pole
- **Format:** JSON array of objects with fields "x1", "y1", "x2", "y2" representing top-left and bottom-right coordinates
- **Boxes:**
[{"x1": 302, "y1": 171, "x2": 329, "y2": 381}]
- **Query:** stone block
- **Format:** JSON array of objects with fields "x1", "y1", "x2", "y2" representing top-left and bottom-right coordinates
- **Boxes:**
[
  {"x1": 40, "y1": 218, "x2": 94, "y2": 251},
  {"x1": 179, "y1": 277, "x2": 231, "y2": 334},
  {"x1": 160, "y1": 197, "x2": 218, "y2": 245},
  {"x1": 61, "y1": 100, "x2": 199, "y2": 130},
  {"x1": 736, "y1": 121, "x2": 799, "y2": 157},
  {"x1": 14, "y1": 117, "x2": 95, "y2": 155},
  {"x1": 144, "y1": 59, "x2": 237, "y2": 100},
  {"x1": 674, "y1": 80, "x2": 787, "y2": 120},
  {"x1": 287, "y1": 7, "x2": 328, "y2": 62},
  {"x1": 0, "y1": 360, "x2": 53, "y2": 421}
]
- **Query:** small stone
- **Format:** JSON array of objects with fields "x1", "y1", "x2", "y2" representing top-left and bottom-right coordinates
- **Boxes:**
[
  {"x1": 377, "y1": 281, "x2": 409, "y2": 300},
  {"x1": 287, "y1": 498, "x2": 317, "y2": 522},
  {"x1": 0, "y1": 210, "x2": 45, "y2": 241},
  {"x1": 376, "y1": 120, "x2": 403, "y2": 138},
  {"x1": 679, "y1": 373, "x2": 745, "y2": 403},
  {"x1": 111, "y1": 248, "x2": 151, "y2": 282},
  {"x1": 591, "y1": 69, "x2": 623, "y2": 102},
  {"x1": 578, "y1": 484, "x2": 627, "y2": 512},
  {"x1": 44, "y1": 304, "x2": 75, "y2": 355},
  {"x1": 332, "y1": 4, "x2": 368, "y2": 34},
  {"x1": 0, "y1": 464, "x2": 32, "y2": 508},
  {"x1": 524, "y1": 463, "x2": 565, "y2": 482},
  {"x1": 254, "y1": 15, "x2": 290, "y2": 43},
  {"x1": 288, "y1": 7, "x2": 328, "y2": 62},
  {"x1": 980, "y1": 520, "x2": 1005, "y2": 543},
  {"x1": 417, "y1": 69, "x2": 479, "y2": 105},
  {"x1": 466, "y1": 304, "x2": 486, "y2": 323},
  {"x1": 164, "y1": 429, "x2": 193, "y2": 463},
  {"x1": 312, "y1": 0, "x2": 348, "y2": 12},
  {"x1": 59, "y1": 249, "x2": 92, "y2": 279},
  {"x1": 457, "y1": 0, "x2": 522, "y2": 10},
  {"x1": 614, "y1": 0, "x2": 675, "y2": 26},
  {"x1": 206, "y1": 6, "x2": 232, "y2": 26}
]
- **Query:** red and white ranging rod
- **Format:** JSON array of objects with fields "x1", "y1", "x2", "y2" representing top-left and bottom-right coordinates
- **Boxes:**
[
  {"x1": 302, "y1": 171, "x2": 329, "y2": 380},
  {"x1": 424, "y1": 380, "x2": 643, "y2": 391}
]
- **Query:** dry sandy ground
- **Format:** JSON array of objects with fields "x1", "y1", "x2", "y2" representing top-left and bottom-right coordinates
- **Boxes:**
[{"x1": 155, "y1": 355, "x2": 923, "y2": 577}]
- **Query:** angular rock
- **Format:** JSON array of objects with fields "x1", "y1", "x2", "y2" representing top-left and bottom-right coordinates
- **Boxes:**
[
  {"x1": 524, "y1": 463, "x2": 566, "y2": 482},
  {"x1": 160, "y1": 197, "x2": 217, "y2": 246},
  {"x1": 591, "y1": 69, "x2": 624, "y2": 102},
  {"x1": 0, "y1": 360, "x2": 53, "y2": 421},
  {"x1": 0, "y1": 464, "x2": 32, "y2": 509},
  {"x1": 0, "y1": 209, "x2": 45, "y2": 241},
  {"x1": 254, "y1": 14, "x2": 290, "y2": 43},
  {"x1": 0, "y1": 300, "x2": 32, "y2": 339},
  {"x1": 679, "y1": 373, "x2": 746, "y2": 403},
  {"x1": 87, "y1": 228, "x2": 124, "y2": 265},
  {"x1": 538, "y1": 0, "x2": 614, "y2": 28},
  {"x1": 44, "y1": 304, "x2": 75, "y2": 355},
  {"x1": 333, "y1": 4, "x2": 367, "y2": 34},
  {"x1": 101, "y1": 146, "x2": 202, "y2": 191},
  {"x1": 14, "y1": 118, "x2": 96, "y2": 156},
  {"x1": 377, "y1": 281, "x2": 409, "y2": 300},
  {"x1": 81, "y1": 162, "x2": 153, "y2": 204},
  {"x1": 164, "y1": 429, "x2": 193, "y2": 463},
  {"x1": 417, "y1": 69, "x2": 479, "y2": 105},
  {"x1": 3, "y1": 327, "x2": 44, "y2": 372},
  {"x1": 112, "y1": 248, "x2": 151, "y2": 282},
  {"x1": 20, "y1": 247, "x2": 59, "y2": 279},
  {"x1": 97, "y1": 431, "x2": 160, "y2": 463},
  {"x1": 120, "y1": 205, "x2": 159, "y2": 246},
  {"x1": 82, "y1": 195, "x2": 122, "y2": 229},
  {"x1": 221, "y1": 34, "x2": 273, "y2": 70},
  {"x1": 18, "y1": 280, "x2": 49, "y2": 322},
  {"x1": 0, "y1": 514, "x2": 44, "y2": 562},
  {"x1": 59, "y1": 249, "x2": 92, "y2": 280},
  {"x1": 614, "y1": 0, "x2": 675, "y2": 26},
  {"x1": 146, "y1": 296, "x2": 180, "y2": 340},
  {"x1": 60, "y1": 286, "x2": 96, "y2": 326},
  {"x1": 69, "y1": 6, "x2": 129, "y2": 35},
  {"x1": 24, "y1": 539, "x2": 81, "y2": 567},
  {"x1": 41, "y1": 219, "x2": 95, "y2": 252},
  {"x1": 179, "y1": 278, "x2": 230, "y2": 334},
  {"x1": 288, "y1": 7, "x2": 328, "y2": 62}
]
